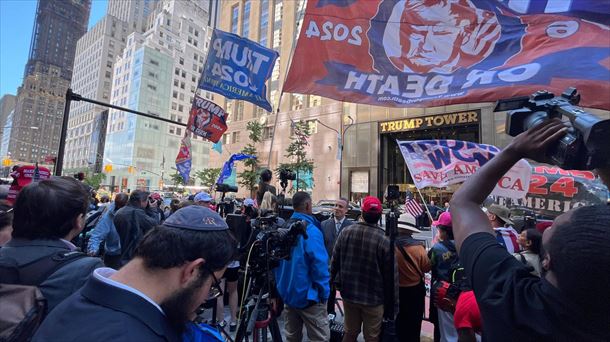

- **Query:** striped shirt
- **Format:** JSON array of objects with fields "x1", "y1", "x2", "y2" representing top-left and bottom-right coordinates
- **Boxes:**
[{"x1": 494, "y1": 226, "x2": 521, "y2": 254}]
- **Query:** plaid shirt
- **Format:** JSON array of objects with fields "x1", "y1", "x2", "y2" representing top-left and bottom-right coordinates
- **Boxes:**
[{"x1": 331, "y1": 222, "x2": 398, "y2": 308}]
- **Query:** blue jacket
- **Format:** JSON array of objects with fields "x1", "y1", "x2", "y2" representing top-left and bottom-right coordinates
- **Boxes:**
[
  {"x1": 88, "y1": 204, "x2": 121, "y2": 256},
  {"x1": 274, "y1": 212, "x2": 330, "y2": 309}
]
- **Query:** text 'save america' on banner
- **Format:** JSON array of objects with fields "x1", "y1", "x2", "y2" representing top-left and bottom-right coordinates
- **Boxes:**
[
  {"x1": 397, "y1": 139, "x2": 532, "y2": 199},
  {"x1": 187, "y1": 95, "x2": 229, "y2": 143},
  {"x1": 284, "y1": 0, "x2": 610, "y2": 110},
  {"x1": 199, "y1": 29, "x2": 279, "y2": 112}
]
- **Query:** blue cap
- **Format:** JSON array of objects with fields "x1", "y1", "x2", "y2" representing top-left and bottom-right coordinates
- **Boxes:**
[
  {"x1": 162, "y1": 206, "x2": 228, "y2": 231},
  {"x1": 194, "y1": 192, "x2": 212, "y2": 202},
  {"x1": 243, "y1": 198, "x2": 255, "y2": 206}
]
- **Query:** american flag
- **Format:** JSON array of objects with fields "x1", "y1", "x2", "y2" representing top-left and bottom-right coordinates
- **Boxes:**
[{"x1": 404, "y1": 192, "x2": 424, "y2": 217}]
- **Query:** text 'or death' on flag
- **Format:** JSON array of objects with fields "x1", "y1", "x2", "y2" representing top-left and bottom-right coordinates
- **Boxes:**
[
  {"x1": 284, "y1": 0, "x2": 610, "y2": 110},
  {"x1": 199, "y1": 29, "x2": 279, "y2": 112},
  {"x1": 397, "y1": 139, "x2": 532, "y2": 199}
]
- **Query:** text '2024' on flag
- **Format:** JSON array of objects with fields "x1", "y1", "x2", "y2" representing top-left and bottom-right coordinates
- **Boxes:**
[
  {"x1": 199, "y1": 29, "x2": 279, "y2": 112},
  {"x1": 397, "y1": 139, "x2": 532, "y2": 199},
  {"x1": 283, "y1": 0, "x2": 610, "y2": 110}
]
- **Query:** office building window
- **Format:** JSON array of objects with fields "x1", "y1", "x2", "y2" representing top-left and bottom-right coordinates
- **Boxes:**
[
  {"x1": 259, "y1": 0, "x2": 269, "y2": 46},
  {"x1": 231, "y1": 4, "x2": 239, "y2": 34},
  {"x1": 242, "y1": 0, "x2": 251, "y2": 38},
  {"x1": 272, "y1": 0, "x2": 283, "y2": 51}
]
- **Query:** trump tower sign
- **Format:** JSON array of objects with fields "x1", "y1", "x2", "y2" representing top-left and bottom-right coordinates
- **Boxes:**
[{"x1": 284, "y1": 0, "x2": 610, "y2": 110}]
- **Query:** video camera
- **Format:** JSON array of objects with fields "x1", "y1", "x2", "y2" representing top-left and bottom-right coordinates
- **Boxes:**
[
  {"x1": 216, "y1": 183, "x2": 238, "y2": 193},
  {"x1": 279, "y1": 169, "x2": 296, "y2": 182},
  {"x1": 496, "y1": 87, "x2": 610, "y2": 170},
  {"x1": 247, "y1": 217, "x2": 308, "y2": 276}
]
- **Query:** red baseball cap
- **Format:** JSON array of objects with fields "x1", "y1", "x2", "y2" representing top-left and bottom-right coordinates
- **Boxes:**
[{"x1": 362, "y1": 196, "x2": 383, "y2": 214}]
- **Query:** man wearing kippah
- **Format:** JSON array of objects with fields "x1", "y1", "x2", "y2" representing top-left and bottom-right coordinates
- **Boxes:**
[{"x1": 34, "y1": 206, "x2": 237, "y2": 341}]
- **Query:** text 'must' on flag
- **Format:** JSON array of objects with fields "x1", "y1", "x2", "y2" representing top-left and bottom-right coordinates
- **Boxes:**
[
  {"x1": 405, "y1": 194, "x2": 424, "y2": 218},
  {"x1": 283, "y1": 0, "x2": 610, "y2": 110},
  {"x1": 198, "y1": 29, "x2": 279, "y2": 112}
]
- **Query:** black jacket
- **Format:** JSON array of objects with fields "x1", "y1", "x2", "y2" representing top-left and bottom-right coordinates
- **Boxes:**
[
  {"x1": 33, "y1": 274, "x2": 180, "y2": 341},
  {"x1": 0, "y1": 239, "x2": 102, "y2": 312},
  {"x1": 113, "y1": 204, "x2": 159, "y2": 266}
]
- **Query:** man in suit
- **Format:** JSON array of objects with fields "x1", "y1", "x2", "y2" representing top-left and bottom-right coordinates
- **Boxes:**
[
  {"x1": 34, "y1": 206, "x2": 237, "y2": 341},
  {"x1": 321, "y1": 197, "x2": 354, "y2": 314}
]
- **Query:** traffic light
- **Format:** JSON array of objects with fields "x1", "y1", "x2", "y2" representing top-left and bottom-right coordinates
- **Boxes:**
[
  {"x1": 2, "y1": 158, "x2": 11, "y2": 167},
  {"x1": 127, "y1": 166, "x2": 136, "y2": 174},
  {"x1": 104, "y1": 164, "x2": 113, "y2": 173}
]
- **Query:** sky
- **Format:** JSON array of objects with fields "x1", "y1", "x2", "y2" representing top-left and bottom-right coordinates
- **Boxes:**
[{"x1": 0, "y1": 0, "x2": 108, "y2": 97}]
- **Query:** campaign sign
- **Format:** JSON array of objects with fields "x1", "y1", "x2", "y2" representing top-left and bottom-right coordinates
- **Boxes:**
[
  {"x1": 7, "y1": 165, "x2": 51, "y2": 204},
  {"x1": 497, "y1": 166, "x2": 608, "y2": 217},
  {"x1": 397, "y1": 139, "x2": 531, "y2": 199},
  {"x1": 175, "y1": 136, "x2": 192, "y2": 184},
  {"x1": 284, "y1": 0, "x2": 610, "y2": 110},
  {"x1": 188, "y1": 96, "x2": 229, "y2": 143},
  {"x1": 199, "y1": 29, "x2": 279, "y2": 112}
]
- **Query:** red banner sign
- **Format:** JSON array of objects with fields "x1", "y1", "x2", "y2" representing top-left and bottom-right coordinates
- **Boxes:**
[
  {"x1": 284, "y1": 0, "x2": 610, "y2": 109},
  {"x1": 187, "y1": 96, "x2": 229, "y2": 143}
]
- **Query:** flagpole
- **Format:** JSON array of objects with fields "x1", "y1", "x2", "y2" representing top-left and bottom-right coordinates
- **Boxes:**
[
  {"x1": 415, "y1": 188, "x2": 435, "y2": 224},
  {"x1": 266, "y1": 0, "x2": 307, "y2": 169}
]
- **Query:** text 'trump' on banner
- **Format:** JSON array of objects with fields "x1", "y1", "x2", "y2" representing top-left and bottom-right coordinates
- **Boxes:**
[
  {"x1": 397, "y1": 139, "x2": 532, "y2": 199},
  {"x1": 188, "y1": 95, "x2": 229, "y2": 143},
  {"x1": 284, "y1": 0, "x2": 610, "y2": 110},
  {"x1": 199, "y1": 29, "x2": 279, "y2": 112}
]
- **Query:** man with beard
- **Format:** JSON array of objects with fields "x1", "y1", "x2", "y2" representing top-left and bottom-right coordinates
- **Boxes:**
[{"x1": 33, "y1": 205, "x2": 237, "y2": 341}]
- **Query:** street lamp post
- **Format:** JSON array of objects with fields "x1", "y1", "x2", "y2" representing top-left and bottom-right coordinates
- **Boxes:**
[
  {"x1": 56, "y1": 89, "x2": 186, "y2": 176},
  {"x1": 315, "y1": 116, "x2": 354, "y2": 198}
]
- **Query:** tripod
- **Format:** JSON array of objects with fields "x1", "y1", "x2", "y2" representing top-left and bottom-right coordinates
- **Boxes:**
[
  {"x1": 234, "y1": 274, "x2": 283, "y2": 342},
  {"x1": 194, "y1": 296, "x2": 234, "y2": 342}
]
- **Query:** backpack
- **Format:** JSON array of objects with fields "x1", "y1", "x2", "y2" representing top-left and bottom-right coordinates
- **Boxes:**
[
  {"x1": 431, "y1": 241, "x2": 470, "y2": 313},
  {"x1": 0, "y1": 251, "x2": 88, "y2": 341}
]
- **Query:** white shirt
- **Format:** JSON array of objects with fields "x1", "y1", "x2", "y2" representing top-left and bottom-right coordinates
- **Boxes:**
[{"x1": 93, "y1": 267, "x2": 164, "y2": 314}]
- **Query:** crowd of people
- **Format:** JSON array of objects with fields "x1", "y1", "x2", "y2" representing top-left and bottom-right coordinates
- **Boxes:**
[{"x1": 1, "y1": 121, "x2": 609, "y2": 342}]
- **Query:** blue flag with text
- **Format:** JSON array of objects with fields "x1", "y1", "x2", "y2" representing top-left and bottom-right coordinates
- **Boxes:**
[{"x1": 199, "y1": 29, "x2": 279, "y2": 111}]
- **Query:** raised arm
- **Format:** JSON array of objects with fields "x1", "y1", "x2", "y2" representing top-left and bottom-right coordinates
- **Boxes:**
[{"x1": 450, "y1": 119, "x2": 567, "y2": 251}]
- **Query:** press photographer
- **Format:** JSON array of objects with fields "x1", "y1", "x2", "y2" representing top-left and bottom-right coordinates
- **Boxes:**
[
  {"x1": 256, "y1": 169, "x2": 277, "y2": 207},
  {"x1": 451, "y1": 89, "x2": 610, "y2": 340},
  {"x1": 273, "y1": 191, "x2": 330, "y2": 342}
]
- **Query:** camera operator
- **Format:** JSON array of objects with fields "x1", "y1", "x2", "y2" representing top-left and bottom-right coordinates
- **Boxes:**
[
  {"x1": 256, "y1": 169, "x2": 277, "y2": 207},
  {"x1": 274, "y1": 191, "x2": 330, "y2": 342},
  {"x1": 451, "y1": 119, "x2": 610, "y2": 340}
]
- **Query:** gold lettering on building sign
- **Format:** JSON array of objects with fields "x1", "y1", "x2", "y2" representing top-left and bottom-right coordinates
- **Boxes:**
[{"x1": 379, "y1": 111, "x2": 479, "y2": 133}]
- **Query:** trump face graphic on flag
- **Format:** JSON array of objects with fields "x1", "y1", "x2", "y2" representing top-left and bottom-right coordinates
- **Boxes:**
[{"x1": 382, "y1": 0, "x2": 501, "y2": 74}]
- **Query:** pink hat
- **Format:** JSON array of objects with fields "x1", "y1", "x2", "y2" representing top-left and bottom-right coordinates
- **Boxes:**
[{"x1": 433, "y1": 211, "x2": 452, "y2": 227}]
